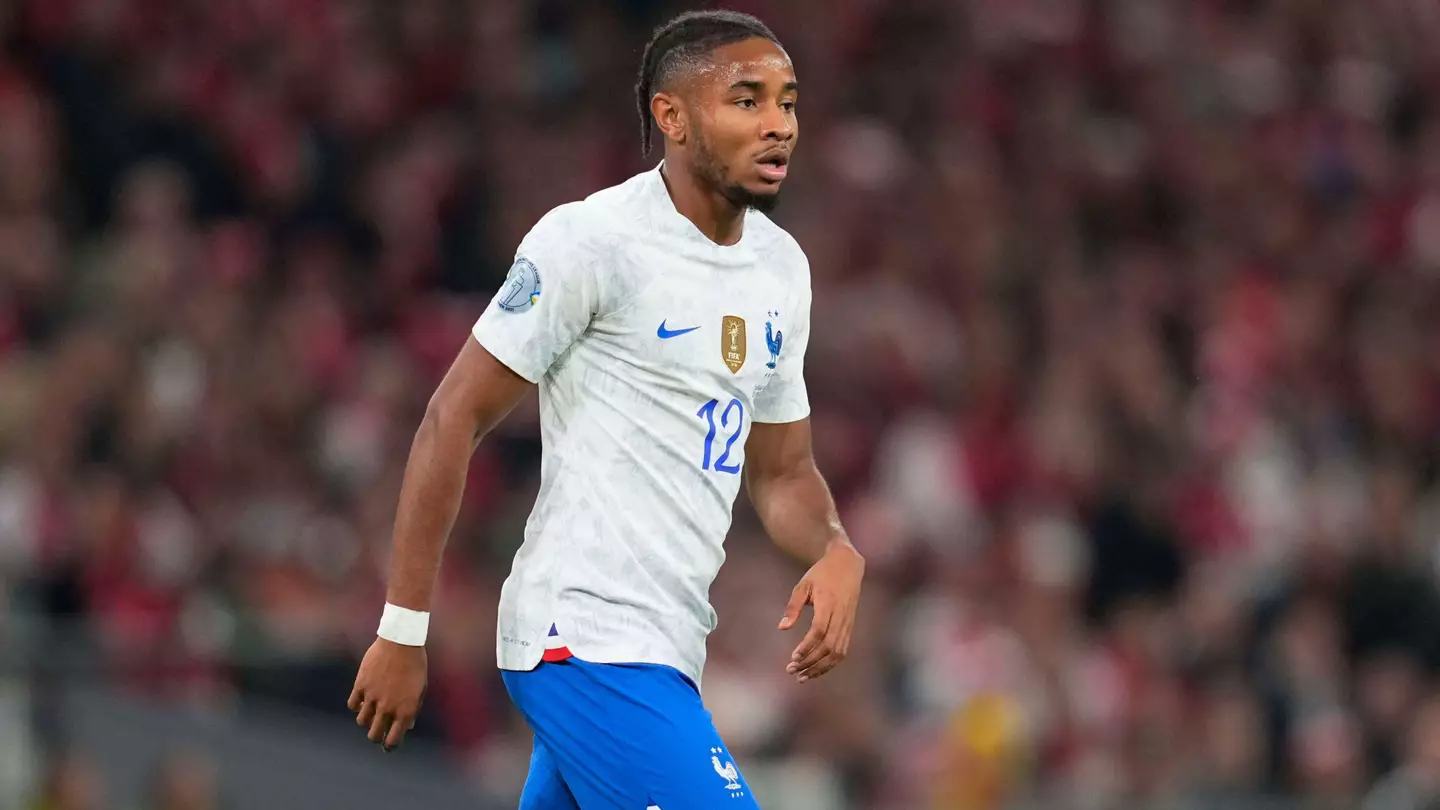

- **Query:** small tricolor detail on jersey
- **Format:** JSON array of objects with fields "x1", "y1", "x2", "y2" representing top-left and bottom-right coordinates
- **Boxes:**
[{"x1": 542, "y1": 623, "x2": 573, "y2": 662}]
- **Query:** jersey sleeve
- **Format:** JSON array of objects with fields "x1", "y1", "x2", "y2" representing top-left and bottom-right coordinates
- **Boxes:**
[
  {"x1": 472, "y1": 206, "x2": 602, "y2": 384},
  {"x1": 753, "y1": 262, "x2": 812, "y2": 424}
]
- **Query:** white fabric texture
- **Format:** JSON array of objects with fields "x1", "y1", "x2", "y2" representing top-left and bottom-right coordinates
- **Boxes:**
[{"x1": 473, "y1": 163, "x2": 811, "y2": 686}]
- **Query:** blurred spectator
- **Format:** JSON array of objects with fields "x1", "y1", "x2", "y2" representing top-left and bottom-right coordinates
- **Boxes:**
[
  {"x1": 27, "y1": 751, "x2": 104, "y2": 810},
  {"x1": 143, "y1": 751, "x2": 221, "y2": 810},
  {"x1": 1364, "y1": 694, "x2": 1440, "y2": 810},
  {"x1": 1176, "y1": 680, "x2": 1276, "y2": 809}
]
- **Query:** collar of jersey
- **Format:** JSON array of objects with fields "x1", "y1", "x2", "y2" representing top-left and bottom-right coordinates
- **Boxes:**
[{"x1": 649, "y1": 161, "x2": 754, "y2": 252}]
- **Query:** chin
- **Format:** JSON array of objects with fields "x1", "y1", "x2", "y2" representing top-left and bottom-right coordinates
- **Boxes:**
[
  {"x1": 723, "y1": 182, "x2": 782, "y2": 214},
  {"x1": 748, "y1": 190, "x2": 781, "y2": 214}
]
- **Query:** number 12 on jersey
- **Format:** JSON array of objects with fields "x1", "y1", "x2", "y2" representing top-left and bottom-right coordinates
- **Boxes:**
[{"x1": 697, "y1": 398, "x2": 744, "y2": 474}]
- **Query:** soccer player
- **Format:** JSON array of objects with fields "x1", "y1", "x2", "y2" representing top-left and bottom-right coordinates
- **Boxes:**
[{"x1": 347, "y1": 10, "x2": 864, "y2": 808}]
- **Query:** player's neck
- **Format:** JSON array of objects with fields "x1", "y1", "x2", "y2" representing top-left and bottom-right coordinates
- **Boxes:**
[{"x1": 660, "y1": 162, "x2": 745, "y2": 246}]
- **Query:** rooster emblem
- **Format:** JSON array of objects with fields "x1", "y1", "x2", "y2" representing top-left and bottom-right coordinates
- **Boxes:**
[
  {"x1": 765, "y1": 313, "x2": 783, "y2": 369},
  {"x1": 711, "y1": 749, "x2": 742, "y2": 791}
]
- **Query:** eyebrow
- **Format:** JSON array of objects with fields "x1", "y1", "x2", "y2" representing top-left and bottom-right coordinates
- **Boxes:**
[{"x1": 729, "y1": 79, "x2": 799, "y2": 93}]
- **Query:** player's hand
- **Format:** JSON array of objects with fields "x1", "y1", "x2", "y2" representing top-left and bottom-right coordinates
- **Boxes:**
[
  {"x1": 348, "y1": 638, "x2": 427, "y2": 752},
  {"x1": 778, "y1": 541, "x2": 864, "y2": 683}
]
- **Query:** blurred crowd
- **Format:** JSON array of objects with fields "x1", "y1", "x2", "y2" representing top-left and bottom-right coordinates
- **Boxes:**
[
  {"x1": 5, "y1": 0, "x2": 1440, "y2": 808},
  {"x1": 26, "y1": 751, "x2": 221, "y2": 810}
]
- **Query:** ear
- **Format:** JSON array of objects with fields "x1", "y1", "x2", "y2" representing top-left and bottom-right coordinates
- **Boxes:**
[{"x1": 651, "y1": 91, "x2": 688, "y2": 147}]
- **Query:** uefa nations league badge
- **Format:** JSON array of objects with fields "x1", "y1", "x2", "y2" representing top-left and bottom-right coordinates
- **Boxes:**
[{"x1": 497, "y1": 257, "x2": 542, "y2": 313}]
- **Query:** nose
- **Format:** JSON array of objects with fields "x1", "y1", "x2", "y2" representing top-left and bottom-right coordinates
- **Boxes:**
[{"x1": 760, "y1": 102, "x2": 794, "y2": 142}]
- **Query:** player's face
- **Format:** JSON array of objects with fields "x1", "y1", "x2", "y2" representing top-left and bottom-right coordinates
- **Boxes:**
[{"x1": 690, "y1": 38, "x2": 798, "y2": 213}]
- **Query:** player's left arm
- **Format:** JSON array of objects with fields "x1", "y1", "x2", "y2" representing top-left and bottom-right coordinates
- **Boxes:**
[{"x1": 745, "y1": 418, "x2": 864, "y2": 683}]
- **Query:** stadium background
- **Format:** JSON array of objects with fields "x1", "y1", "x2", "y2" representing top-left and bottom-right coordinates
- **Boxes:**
[{"x1": 3, "y1": 0, "x2": 1440, "y2": 808}]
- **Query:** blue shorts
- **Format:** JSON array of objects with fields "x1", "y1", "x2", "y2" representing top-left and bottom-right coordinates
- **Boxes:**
[{"x1": 501, "y1": 658, "x2": 761, "y2": 809}]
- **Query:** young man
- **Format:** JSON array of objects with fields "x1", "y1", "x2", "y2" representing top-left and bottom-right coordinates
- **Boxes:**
[{"x1": 348, "y1": 10, "x2": 864, "y2": 808}]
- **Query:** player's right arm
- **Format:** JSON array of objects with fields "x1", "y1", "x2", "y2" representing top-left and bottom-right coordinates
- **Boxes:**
[
  {"x1": 348, "y1": 337, "x2": 532, "y2": 752},
  {"x1": 349, "y1": 205, "x2": 604, "y2": 752},
  {"x1": 384, "y1": 339, "x2": 532, "y2": 614}
]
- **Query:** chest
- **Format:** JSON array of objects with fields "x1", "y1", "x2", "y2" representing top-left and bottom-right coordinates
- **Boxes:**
[{"x1": 595, "y1": 253, "x2": 796, "y2": 401}]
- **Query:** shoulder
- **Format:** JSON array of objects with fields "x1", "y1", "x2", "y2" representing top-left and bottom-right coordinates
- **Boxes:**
[
  {"x1": 520, "y1": 173, "x2": 650, "y2": 267},
  {"x1": 520, "y1": 201, "x2": 613, "y2": 255}
]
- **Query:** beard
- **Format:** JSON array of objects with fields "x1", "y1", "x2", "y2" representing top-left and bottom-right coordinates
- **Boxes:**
[{"x1": 693, "y1": 129, "x2": 782, "y2": 215}]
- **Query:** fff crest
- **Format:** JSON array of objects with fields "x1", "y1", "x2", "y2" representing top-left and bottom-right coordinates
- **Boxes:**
[{"x1": 721, "y1": 315, "x2": 746, "y2": 373}]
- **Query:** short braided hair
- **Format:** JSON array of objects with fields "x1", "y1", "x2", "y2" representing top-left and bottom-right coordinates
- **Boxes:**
[{"x1": 634, "y1": 10, "x2": 781, "y2": 156}]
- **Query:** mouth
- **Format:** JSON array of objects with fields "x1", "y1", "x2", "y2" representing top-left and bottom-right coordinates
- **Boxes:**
[{"x1": 756, "y1": 151, "x2": 790, "y2": 182}]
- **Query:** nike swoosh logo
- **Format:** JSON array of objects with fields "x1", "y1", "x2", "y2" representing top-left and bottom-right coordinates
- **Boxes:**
[{"x1": 657, "y1": 321, "x2": 701, "y2": 339}]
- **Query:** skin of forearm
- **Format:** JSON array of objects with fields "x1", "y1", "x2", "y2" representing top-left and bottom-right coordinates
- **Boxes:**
[
  {"x1": 383, "y1": 404, "x2": 481, "y2": 612},
  {"x1": 750, "y1": 460, "x2": 851, "y2": 565}
]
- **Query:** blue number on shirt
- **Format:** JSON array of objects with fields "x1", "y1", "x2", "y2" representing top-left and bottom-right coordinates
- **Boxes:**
[
  {"x1": 697, "y1": 399, "x2": 719, "y2": 470},
  {"x1": 697, "y1": 397, "x2": 745, "y2": 474},
  {"x1": 715, "y1": 399, "x2": 744, "y2": 473}
]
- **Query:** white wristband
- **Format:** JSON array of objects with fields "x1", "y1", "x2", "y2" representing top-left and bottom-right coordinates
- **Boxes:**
[{"x1": 377, "y1": 602, "x2": 429, "y2": 647}]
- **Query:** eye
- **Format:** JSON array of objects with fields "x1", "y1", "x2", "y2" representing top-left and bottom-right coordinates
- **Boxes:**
[
  {"x1": 780, "y1": 100, "x2": 796, "y2": 112},
  {"x1": 735, "y1": 98, "x2": 757, "y2": 109}
]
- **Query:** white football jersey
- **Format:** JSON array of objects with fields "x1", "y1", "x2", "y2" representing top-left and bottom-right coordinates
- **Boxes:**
[{"x1": 472, "y1": 163, "x2": 811, "y2": 686}]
